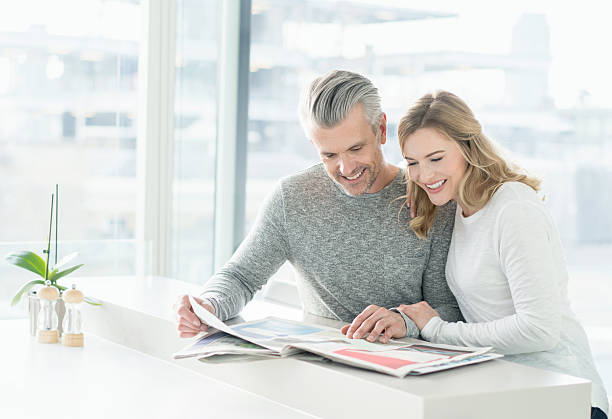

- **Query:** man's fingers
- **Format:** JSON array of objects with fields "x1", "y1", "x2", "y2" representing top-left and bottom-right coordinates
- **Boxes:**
[
  {"x1": 178, "y1": 317, "x2": 201, "y2": 332},
  {"x1": 379, "y1": 327, "x2": 394, "y2": 344},
  {"x1": 366, "y1": 318, "x2": 388, "y2": 342},
  {"x1": 177, "y1": 305, "x2": 201, "y2": 327},
  {"x1": 340, "y1": 324, "x2": 350, "y2": 335},
  {"x1": 346, "y1": 305, "x2": 380, "y2": 338},
  {"x1": 353, "y1": 308, "x2": 387, "y2": 339},
  {"x1": 175, "y1": 294, "x2": 212, "y2": 338}
]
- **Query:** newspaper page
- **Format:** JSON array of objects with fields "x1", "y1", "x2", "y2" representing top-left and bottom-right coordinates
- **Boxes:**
[
  {"x1": 173, "y1": 331, "x2": 278, "y2": 359},
  {"x1": 187, "y1": 297, "x2": 400, "y2": 356},
  {"x1": 290, "y1": 338, "x2": 494, "y2": 378},
  {"x1": 408, "y1": 353, "x2": 504, "y2": 375},
  {"x1": 181, "y1": 299, "x2": 499, "y2": 377}
]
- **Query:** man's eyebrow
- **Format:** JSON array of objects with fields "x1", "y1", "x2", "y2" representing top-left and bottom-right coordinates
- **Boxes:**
[
  {"x1": 321, "y1": 140, "x2": 366, "y2": 155},
  {"x1": 347, "y1": 140, "x2": 366, "y2": 150},
  {"x1": 403, "y1": 150, "x2": 445, "y2": 160}
]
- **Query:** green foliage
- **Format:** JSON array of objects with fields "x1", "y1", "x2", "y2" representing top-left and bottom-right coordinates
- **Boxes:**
[
  {"x1": 11, "y1": 279, "x2": 45, "y2": 306},
  {"x1": 4, "y1": 251, "x2": 97, "y2": 306},
  {"x1": 49, "y1": 264, "x2": 84, "y2": 283},
  {"x1": 5, "y1": 251, "x2": 47, "y2": 278}
]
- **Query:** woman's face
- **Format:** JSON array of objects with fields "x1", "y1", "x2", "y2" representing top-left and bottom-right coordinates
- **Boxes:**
[{"x1": 402, "y1": 127, "x2": 468, "y2": 207}]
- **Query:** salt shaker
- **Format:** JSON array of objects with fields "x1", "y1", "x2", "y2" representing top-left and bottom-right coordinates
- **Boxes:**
[{"x1": 37, "y1": 281, "x2": 59, "y2": 344}]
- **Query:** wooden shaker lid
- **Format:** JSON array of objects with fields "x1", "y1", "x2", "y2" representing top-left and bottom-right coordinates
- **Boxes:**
[
  {"x1": 63, "y1": 285, "x2": 84, "y2": 304},
  {"x1": 38, "y1": 284, "x2": 60, "y2": 301}
]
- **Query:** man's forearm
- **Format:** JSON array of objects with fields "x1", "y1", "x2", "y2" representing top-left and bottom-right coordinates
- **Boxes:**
[{"x1": 200, "y1": 268, "x2": 262, "y2": 321}]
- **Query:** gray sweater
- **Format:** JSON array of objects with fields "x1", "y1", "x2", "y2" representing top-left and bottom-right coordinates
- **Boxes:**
[{"x1": 201, "y1": 163, "x2": 463, "y2": 337}]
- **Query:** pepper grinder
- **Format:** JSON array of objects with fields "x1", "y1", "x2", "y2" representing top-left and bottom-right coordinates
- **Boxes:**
[
  {"x1": 62, "y1": 284, "x2": 84, "y2": 347},
  {"x1": 37, "y1": 281, "x2": 59, "y2": 344}
]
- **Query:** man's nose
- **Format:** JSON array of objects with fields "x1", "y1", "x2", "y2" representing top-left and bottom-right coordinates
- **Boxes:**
[{"x1": 338, "y1": 155, "x2": 357, "y2": 176}]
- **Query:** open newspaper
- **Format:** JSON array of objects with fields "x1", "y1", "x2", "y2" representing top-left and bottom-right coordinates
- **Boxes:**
[{"x1": 174, "y1": 296, "x2": 502, "y2": 378}]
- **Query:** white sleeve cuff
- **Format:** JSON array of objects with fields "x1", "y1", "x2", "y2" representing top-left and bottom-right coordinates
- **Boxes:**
[{"x1": 420, "y1": 316, "x2": 444, "y2": 342}]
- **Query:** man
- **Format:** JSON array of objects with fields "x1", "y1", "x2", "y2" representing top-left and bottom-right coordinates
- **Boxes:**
[{"x1": 175, "y1": 70, "x2": 462, "y2": 343}]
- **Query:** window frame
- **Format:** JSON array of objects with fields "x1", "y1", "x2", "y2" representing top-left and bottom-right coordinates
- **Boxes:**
[{"x1": 137, "y1": 0, "x2": 251, "y2": 277}]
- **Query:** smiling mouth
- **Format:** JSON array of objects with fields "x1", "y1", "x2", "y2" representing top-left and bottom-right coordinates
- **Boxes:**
[
  {"x1": 342, "y1": 168, "x2": 365, "y2": 182},
  {"x1": 425, "y1": 179, "x2": 446, "y2": 191}
]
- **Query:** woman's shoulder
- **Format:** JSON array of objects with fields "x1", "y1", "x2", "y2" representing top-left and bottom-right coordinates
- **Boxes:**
[
  {"x1": 488, "y1": 182, "x2": 548, "y2": 223},
  {"x1": 491, "y1": 181, "x2": 540, "y2": 206}
]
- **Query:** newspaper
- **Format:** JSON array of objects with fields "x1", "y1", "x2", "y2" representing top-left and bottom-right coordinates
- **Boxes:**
[
  {"x1": 175, "y1": 297, "x2": 500, "y2": 378},
  {"x1": 173, "y1": 331, "x2": 279, "y2": 359},
  {"x1": 407, "y1": 353, "x2": 504, "y2": 375}
]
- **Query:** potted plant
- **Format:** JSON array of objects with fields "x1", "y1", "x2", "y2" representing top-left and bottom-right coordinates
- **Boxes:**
[
  {"x1": 5, "y1": 185, "x2": 101, "y2": 309},
  {"x1": 5, "y1": 250, "x2": 93, "y2": 306}
]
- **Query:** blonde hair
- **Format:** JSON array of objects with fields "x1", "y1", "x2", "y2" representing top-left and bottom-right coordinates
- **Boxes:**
[{"x1": 398, "y1": 91, "x2": 541, "y2": 239}]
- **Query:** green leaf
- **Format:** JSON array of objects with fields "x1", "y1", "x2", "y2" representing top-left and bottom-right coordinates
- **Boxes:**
[
  {"x1": 48, "y1": 264, "x2": 83, "y2": 283},
  {"x1": 5, "y1": 251, "x2": 47, "y2": 278},
  {"x1": 52, "y1": 252, "x2": 79, "y2": 272},
  {"x1": 11, "y1": 280, "x2": 45, "y2": 306}
]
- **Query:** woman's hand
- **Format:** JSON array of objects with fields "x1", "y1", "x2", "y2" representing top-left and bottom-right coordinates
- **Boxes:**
[
  {"x1": 406, "y1": 181, "x2": 416, "y2": 218},
  {"x1": 398, "y1": 301, "x2": 440, "y2": 331},
  {"x1": 340, "y1": 305, "x2": 406, "y2": 343}
]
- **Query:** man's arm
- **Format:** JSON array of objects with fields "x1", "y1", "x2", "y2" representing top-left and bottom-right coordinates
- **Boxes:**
[
  {"x1": 200, "y1": 182, "x2": 290, "y2": 321},
  {"x1": 421, "y1": 201, "x2": 464, "y2": 324}
]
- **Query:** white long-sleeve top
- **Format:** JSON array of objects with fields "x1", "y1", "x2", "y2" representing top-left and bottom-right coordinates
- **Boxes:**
[{"x1": 421, "y1": 182, "x2": 608, "y2": 413}]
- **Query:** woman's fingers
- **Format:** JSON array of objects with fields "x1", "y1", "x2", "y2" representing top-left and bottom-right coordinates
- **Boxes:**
[{"x1": 398, "y1": 302, "x2": 439, "y2": 331}]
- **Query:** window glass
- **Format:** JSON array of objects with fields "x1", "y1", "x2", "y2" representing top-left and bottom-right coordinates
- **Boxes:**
[
  {"x1": 0, "y1": 0, "x2": 141, "y2": 318},
  {"x1": 246, "y1": 0, "x2": 612, "y2": 390},
  {"x1": 171, "y1": 0, "x2": 220, "y2": 283}
]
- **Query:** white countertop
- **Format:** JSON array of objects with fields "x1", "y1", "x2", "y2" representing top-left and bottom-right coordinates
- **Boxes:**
[
  {"x1": 18, "y1": 276, "x2": 594, "y2": 419},
  {"x1": 1, "y1": 319, "x2": 315, "y2": 419}
]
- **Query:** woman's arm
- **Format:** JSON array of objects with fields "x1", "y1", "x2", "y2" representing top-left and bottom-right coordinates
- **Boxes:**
[{"x1": 403, "y1": 201, "x2": 562, "y2": 355}]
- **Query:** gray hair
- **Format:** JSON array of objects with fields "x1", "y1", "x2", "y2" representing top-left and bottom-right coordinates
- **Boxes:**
[{"x1": 299, "y1": 70, "x2": 382, "y2": 134}]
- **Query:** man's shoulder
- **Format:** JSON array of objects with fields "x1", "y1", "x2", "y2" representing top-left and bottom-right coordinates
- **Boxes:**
[{"x1": 278, "y1": 163, "x2": 330, "y2": 192}]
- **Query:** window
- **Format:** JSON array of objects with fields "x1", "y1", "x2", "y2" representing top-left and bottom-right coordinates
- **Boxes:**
[
  {"x1": 171, "y1": 0, "x2": 221, "y2": 283},
  {"x1": 245, "y1": 0, "x2": 612, "y2": 391},
  {"x1": 2, "y1": 0, "x2": 610, "y2": 394},
  {"x1": 0, "y1": 0, "x2": 141, "y2": 317}
]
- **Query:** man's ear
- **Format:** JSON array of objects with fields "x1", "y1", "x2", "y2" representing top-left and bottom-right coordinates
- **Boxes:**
[{"x1": 378, "y1": 113, "x2": 388, "y2": 145}]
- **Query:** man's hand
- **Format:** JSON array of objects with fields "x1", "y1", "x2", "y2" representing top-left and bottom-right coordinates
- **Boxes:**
[
  {"x1": 340, "y1": 305, "x2": 407, "y2": 344},
  {"x1": 173, "y1": 294, "x2": 216, "y2": 338},
  {"x1": 398, "y1": 301, "x2": 440, "y2": 331}
]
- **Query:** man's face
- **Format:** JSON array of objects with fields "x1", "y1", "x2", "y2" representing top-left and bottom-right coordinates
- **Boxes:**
[{"x1": 309, "y1": 104, "x2": 387, "y2": 196}]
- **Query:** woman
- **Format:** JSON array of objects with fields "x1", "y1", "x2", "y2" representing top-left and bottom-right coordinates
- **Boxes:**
[
  {"x1": 399, "y1": 91, "x2": 607, "y2": 418},
  {"x1": 345, "y1": 90, "x2": 608, "y2": 418}
]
